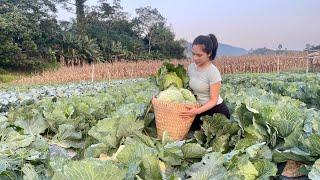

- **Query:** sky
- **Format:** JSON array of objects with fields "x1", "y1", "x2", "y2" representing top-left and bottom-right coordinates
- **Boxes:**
[{"x1": 57, "y1": 0, "x2": 320, "y2": 50}]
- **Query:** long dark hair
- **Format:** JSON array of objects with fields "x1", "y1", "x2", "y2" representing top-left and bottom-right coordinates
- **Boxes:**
[{"x1": 192, "y1": 34, "x2": 218, "y2": 60}]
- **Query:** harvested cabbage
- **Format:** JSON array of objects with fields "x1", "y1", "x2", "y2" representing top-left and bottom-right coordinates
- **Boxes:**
[
  {"x1": 157, "y1": 86, "x2": 197, "y2": 104},
  {"x1": 163, "y1": 72, "x2": 183, "y2": 90},
  {"x1": 179, "y1": 88, "x2": 197, "y2": 103},
  {"x1": 156, "y1": 62, "x2": 189, "y2": 90}
]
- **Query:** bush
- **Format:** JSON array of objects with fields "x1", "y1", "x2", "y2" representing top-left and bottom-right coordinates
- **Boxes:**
[{"x1": 0, "y1": 74, "x2": 16, "y2": 83}]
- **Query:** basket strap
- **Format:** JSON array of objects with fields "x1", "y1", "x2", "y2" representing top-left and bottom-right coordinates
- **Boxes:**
[{"x1": 143, "y1": 98, "x2": 154, "y2": 120}]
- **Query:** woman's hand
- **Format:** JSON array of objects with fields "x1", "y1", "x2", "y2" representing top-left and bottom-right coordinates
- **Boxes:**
[{"x1": 179, "y1": 105, "x2": 200, "y2": 119}]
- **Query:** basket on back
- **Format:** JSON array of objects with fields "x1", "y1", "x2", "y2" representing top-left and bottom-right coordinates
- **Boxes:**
[{"x1": 152, "y1": 98, "x2": 199, "y2": 141}]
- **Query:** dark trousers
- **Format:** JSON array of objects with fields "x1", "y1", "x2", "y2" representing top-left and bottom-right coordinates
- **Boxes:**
[{"x1": 190, "y1": 101, "x2": 231, "y2": 131}]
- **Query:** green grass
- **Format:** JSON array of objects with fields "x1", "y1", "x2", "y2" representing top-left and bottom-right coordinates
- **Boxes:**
[
  {"x1": 0, "y1": 74, "x2": 17, "y2": 83},
  {"x1": 0, "y1": 68, "x2": 20, "y2": 83}
]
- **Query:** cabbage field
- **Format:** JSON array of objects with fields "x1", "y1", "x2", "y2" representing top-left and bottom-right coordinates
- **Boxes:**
[{"x1": 1, "y1": 71, "x2": 320, "y2": 179}]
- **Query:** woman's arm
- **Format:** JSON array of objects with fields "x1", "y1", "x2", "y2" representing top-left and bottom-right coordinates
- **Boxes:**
[
  {"x1": 196, "y1": 81, "x2": 221, "y2": 114},
  {"x1": 180, "y1": 81, "x2": 221, "y2": 118}
]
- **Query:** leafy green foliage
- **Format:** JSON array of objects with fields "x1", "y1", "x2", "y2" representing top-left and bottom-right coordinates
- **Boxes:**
[
  {"x1": 1, "y1": 72, "x2": 320, "y2": 179},
  {"x1": 155, "y1": 62, "x2": 196, "y2": 104},
  {"x1": 309, "y1": 158, "x2": 320, "y2": 179},
  {"x1": 52, "y1": 159, "x2": 127, "y2": 180},
  {"x1": 194, "y1": 114, "x2": 240, "y2": 153},
  {"x1": 186, "y1": 152, "x2": 227, "y2": 180},
  {"x1": 0, "y1": 1, "x2": 186, "y2": 72},
  {"x1": 156, "y1": 62, "x2": 189, "y2": 90}
]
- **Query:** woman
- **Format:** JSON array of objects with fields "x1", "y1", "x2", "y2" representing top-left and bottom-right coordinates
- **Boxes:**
[{"x1": 180, "y1": 34, "x2": 230, "y2": 130}]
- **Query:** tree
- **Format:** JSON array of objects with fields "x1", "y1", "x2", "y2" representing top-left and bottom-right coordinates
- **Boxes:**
[
  {"x1": 0, "y1": 0, "x2": 60, "y2": 71},
  {"x1": 277, "y1": 44, "x2": 283, "y2": 55},
  {"x1": 0, "y1": 0, "x2": 187, "y2": 72},
  {"x1": 75, "y1": 0, "x2": 86, "y2": 35},
  {"x1": 305, "y1": 44, "x2": 311, "y2": 51},
  {"x1": 55, "y1": 0, "x2": 87, "y2": 35},
  {"x1": 147, "y1": 23, "x2": 185, "y2": 58},
  {"x1": 305, "y1": 44, "x2": 320, "y2": 51},
  {"x1": 132, "y1": 6, "x2": 166, "y2": 54},
  {"x1": 311, "y1": 45, "x2": 320, "y2": 50},
  {"x1": 85, "y1": 1, "x2": 141, "y2": 61},
  {"x1": 149, "y1": 23, "x2": 174, "y2": 48}
]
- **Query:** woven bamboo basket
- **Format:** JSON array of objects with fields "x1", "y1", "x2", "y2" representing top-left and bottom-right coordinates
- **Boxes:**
[{"x1": 152, "y1": 98, "x2": 199, "y2": 141}]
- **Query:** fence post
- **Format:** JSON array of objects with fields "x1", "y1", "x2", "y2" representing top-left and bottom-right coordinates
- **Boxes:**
[
  {"x1": 277, "y1": 56, "x2": 280, "y2": 73},
  {"x1": 311, "y1": 57, "x2": 315, "y2": 72},
  {"x1": 306, "y1": 57, "x2": 309, "y2": 73},
  {"x1": 91, "y1": 62, "x2": 95, "y2": 82}
]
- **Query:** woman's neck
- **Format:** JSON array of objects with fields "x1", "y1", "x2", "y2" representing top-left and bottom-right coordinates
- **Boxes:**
[{"x1": 196, "y1": 61, "x2": 211, "y2": 70}]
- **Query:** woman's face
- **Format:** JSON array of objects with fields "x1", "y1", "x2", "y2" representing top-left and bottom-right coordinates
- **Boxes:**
[{"x1": 192, "y1": 44, "x2": 211, "y2": 67}]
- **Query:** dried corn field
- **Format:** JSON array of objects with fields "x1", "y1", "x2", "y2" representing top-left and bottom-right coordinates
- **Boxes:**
[{"x1": 14, "y1": 54, "x2": 316, "y2": 85}]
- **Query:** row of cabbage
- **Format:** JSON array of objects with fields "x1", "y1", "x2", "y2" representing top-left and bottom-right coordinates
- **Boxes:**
[
  {"x1": 0, "y1": 78, "x2": 145, "y2": 116},
  {"x1": 0, "y1": 80, "x2": 160, "y2": 179},
  {"x1": 1, "y1": 72, "x2": 320, "y2": 179},
  {"x1": 0, "y1": 77, "x2": 283, "y2": 179},
  {"x1": 223, "y1": 73, "x2": 320, "y2": 109},
  {"x1": 221, "y1": 83, "x2": 320, "y2": 179}
]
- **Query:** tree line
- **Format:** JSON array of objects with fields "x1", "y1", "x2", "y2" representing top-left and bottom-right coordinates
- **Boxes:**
[{"x1": 0, "y1": 0, "x2": 187, "y2": 72}]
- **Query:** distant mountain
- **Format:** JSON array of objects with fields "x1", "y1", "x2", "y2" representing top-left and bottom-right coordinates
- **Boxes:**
[
  {"x1": 248, "y1": 47, "x2": 301, "y2": 55},
  {"x1": 217, "y1": 43, "x2": 248, "y2": 56},
  {"x1": 184, "y1": 42, "x2": 248, "y2": 58}
]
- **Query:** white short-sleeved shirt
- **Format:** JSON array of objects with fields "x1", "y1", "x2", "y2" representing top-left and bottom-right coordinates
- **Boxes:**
[{"x1": 188, "y1": 63, "x2": 223, "y2": 105}]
